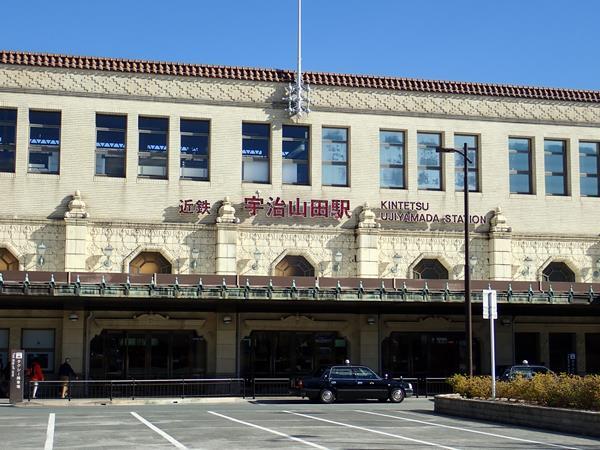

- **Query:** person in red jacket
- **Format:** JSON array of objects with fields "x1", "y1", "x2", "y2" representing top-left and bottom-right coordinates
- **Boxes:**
[{"x1": 29, "y1": 359, "x2": 44, "y2": 399}]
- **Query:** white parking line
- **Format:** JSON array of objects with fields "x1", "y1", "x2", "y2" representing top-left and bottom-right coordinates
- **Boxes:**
[
  {"x1": 44, "y1": 413, "x2": 55, "y2": 450},
  {"x1": 356, "y1": 410, "x2": 582, "y2": 450},
  {"x1": 283, "y1": 410, "x2": 460, "y2": 450},
  {"x1": 130, "y1": 412, "x2": 188, "y2": 449},
  {"x1": 208, "y1": 411, "x2": 329, "y2": 450}
]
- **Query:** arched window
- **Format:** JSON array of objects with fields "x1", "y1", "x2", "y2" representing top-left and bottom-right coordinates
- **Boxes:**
[
  {"x1": 0, "y1": 248, "x2": 18, "y2": 271},
  {"x1": 413, "y1": 258, "x2": 448, "y2": 279},
  {"x1": 129, "y1": 252, "x2": 172, "y2": 274},
  {"x1": 274, "y1": 255, "x2": 315, "y2": 277},
  {"x1": 542, "y1": 262, "x2": 575, "y2": 282}
]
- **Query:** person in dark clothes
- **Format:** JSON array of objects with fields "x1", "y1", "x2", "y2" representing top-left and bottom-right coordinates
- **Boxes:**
[{"x1": 58, "y1": 358, "x2": 77, "y2": 399}]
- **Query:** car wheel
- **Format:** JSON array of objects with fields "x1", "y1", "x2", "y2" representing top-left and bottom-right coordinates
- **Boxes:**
[
  {"x1": 389, "y1": 388, "x2": 405, "y2": 403},
  {"x1": 319, "y1": 389, "x2": 335, "y2": 404}
]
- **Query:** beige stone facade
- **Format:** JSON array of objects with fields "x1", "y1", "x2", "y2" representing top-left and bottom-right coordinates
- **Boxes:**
[{"x1": 0, "y1": 54, "x2": 599, "y2": 382}]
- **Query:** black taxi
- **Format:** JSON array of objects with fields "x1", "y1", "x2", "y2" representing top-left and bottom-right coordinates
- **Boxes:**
[{"x1": 297, "y1": 364, "x2": 413, "y2": 404}]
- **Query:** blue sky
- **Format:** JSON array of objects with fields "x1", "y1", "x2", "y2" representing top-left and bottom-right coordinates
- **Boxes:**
[{"x1": 2, "y1": 0, "x2": 599, "y2": 90}]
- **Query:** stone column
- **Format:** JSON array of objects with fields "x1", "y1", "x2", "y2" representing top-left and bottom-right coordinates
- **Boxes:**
[
  {"x1": 61, "y1": 310, "x2": 85, "y2": 374},
  {"x1": 359, "y1": 314, "x2": 379, "y2": 369},
  {"x1": 488, "y1": 207, "x2": 513, "y2": 280},
  {"x1": 215, "y1": 197, "x2": 239, "y2": 275},
  {"x1": 215, "y1": 313, "x2": 237, "y2": 376},
  {"x1": 355, "y1": 203, "x2": 380, "y2": 278},
  {"x1": 64, "y1": 191, "x2": 89, "y2": 272}
]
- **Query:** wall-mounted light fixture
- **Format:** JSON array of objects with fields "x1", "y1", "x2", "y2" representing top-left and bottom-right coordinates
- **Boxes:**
[
  {"x1": 367, "y1": 316, "x2": 376, "y2": 326},
  {"x1": 190, "y1": 247, "x2": 200, "y2": 270},
  {"x1": 522, "y1": 256, "x2": 533, "y2": 277},
  {"x1": 222, "y1": 315, "x2": 232, "y2": 325},
  {"x1": 469, "y1": 255, "x2": 478, "y2": 275},
  {"x1": 68, "y1": 312, "x2": 79, "y2": 322},
  {"x1": 332, "y1": 251, "x2": 343, "y2": 273},
  {"x1": 390, "y1": 253, "x2": 402, "y2": 274},
  {"x1": 37, "y1": 242, "x2": 47, "y2": 268},
  {"x1": 103, "y1": 244, "x2": 113, "y2": 268},
  {"x1": 251, "y1": 249, "x2": 262, "y2": 271}
]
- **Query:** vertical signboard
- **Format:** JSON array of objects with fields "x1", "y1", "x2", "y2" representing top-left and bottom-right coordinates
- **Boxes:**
[
  {"x1": 9, "y1": 349, "x2": 25, "y2": 404},
  {"x1": 482, "y1": 290, "x2": 498, "y2": 399}
]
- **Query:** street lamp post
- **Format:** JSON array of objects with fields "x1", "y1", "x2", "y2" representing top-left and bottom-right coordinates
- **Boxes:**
[{"x1": 436, "y1": 142, "x2": 474, "y2": 376}]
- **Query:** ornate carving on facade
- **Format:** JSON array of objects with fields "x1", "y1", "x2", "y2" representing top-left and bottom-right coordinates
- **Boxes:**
[
  {"x1": 357, "y1": 202, "x2": 380, "y2": 229},
  {"x1": 64, "y1": 190, "x2": 89, "y2": 219},
  {"x1": 216, "y1": 197, "x2": 239, "y2": 224},
  {"x1": 2, "y1": 67, "x2": 600, "y2": 125},
  {"x1": 490, "y1": 207, "x2": 511, "y2": 232}
]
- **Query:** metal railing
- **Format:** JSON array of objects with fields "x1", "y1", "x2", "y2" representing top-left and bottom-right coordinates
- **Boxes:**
[
  {"x1": 251, "y1": 378, "x2": 295, "y2": 399},
  {"x1": 27, "y1": 378, "x2": 245, "y2": 401},
  {"x1": 400, "y1": 377, "x2": 452, "y2": 397}
]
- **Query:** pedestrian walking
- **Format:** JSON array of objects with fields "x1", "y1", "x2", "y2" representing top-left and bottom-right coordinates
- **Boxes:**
[{"x1": 58, "y1": 358, "x2": 77, "y2": 399}]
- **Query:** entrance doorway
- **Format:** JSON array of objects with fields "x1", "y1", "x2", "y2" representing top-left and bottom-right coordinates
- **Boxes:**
[
  {"x1": 382, "y1": 332, "x2": 480, "y2": 377},
  {"x1": 241, "y1": 331, "x2": 348, "y2": 378},
  {"x1": 89, "y1": 330, "x2": 206, "y2": 379}
]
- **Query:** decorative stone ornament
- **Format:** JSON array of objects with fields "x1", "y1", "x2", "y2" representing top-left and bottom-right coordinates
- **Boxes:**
[
  {"x1": 490, "y1": 206, "x2": 511, "y2": 232},
  {"x1": 64, "y1": 190, "x2": 89, "y2": 219},
  {"x1": 358, "y1": 202, "x2": 379, "y2": 228},
  {"x1": 216, "y1": 197, "x2": 239, "y2": 224}
]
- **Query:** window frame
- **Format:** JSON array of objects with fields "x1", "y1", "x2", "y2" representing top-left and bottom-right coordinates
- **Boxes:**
[
  {"x1": 417, "y1": 132, "x2": 443, "y2": 191},
  {"x1": 0, "y1": 108, "x2": 17, "y2": 174},
  {"x1": 379, "y1": 129, "x2": 406, "y2": 189},
  {"x1": 28, "y1": 110, "x2": 61, "y2": 175},
  {"x1": 0, "y1": 328, "x2": 8, "y2": 373},
  {"x1": 509, "y1": 137, "x2": 534, "y2": 195},
  {"x1": 95, "y1": 113, "x2": 127, "y2": 178},
  {"x1": 138, "y1": 115, "x2": 169, "y2": 180},
  {"x1": 454, "y1": 134, "x2": 480, "y2": 192},
  {"x1": 242, "y1": 122, "x2": 271, "y2": 184},
  {"x1": 579, "y1": 141, "x2": 600, "y2": 197},
  {"x1": 22, "y1": 328, "x2": 56, "y2": 373},
  {"x1": 544, "y1": 139, "x2": 568, "y2": 196},
  {"x1": 322, "y1": 126, "x2": 349, "y2": 187},
  {"x1": 282, "y1": 124, "x2": 311, "y2": 186},
  {"x1": 180, "y1": 118, "x2": 210, "y2": 182}
]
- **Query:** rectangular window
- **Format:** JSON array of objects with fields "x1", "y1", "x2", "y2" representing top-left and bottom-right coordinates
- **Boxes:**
[
  {"x1": 282, "y1": 125, "x2": 309, "y2": 185},
  {"x1": 22, "y1": 329, "x2": 55, "y2": 372},
  {"x1": 322, "y1": 127, "x2": 348, "y2": 186},
  {"x1": 242, "y1": 123, "x2": 270, "y2": 183},
  {"x1": 138, "y1": 116, "x2": 168, "y2": 179},
  {"x1": 380, "y1": 130, "x2": 405, "y2": 189},
  {"x1": 417, "y1": 132, "x2": 442, "y2": 190},
  {"x1": 544, "y1": 139, "x2": 567, "y2": 196},
  {"x1": 29, "y1": 110, "x2": 60, "y2": 174},
  {"x1": 180, "y1": 119, "x2": 209, "y2": 181},
  {"x1": 509, "y1": 137, "x2": 533, "y2": 194},
  {"x1": 579, "y1": 141, "x2": 599, "y2": 197},
  {"x1": 96, "y1": 114, "x2": 126, "y2": 177},
  {"x1": 0, "y1": 329, "x2": 8, "y2": 372},
  {"x1": 454, "y1": 134, "x2": 479, "y2": 192},
  {"x1": 0, "y1": 109, "x2": 17, "y2": 173}
]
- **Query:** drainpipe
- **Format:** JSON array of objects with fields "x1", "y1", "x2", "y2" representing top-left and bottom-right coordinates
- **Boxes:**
[{"x1": 84, "y1": 311, "x2": 94, "y2": 379}]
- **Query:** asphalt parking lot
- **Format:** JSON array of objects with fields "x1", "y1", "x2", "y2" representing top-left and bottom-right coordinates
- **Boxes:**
[{"x1": 0, "y1": 398, "x2": 598, "y2": 449}]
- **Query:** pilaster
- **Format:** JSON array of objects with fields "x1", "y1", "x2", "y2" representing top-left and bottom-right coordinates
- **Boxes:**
[{"x1": 355, "y1": 203, "x2": 380, "y2": 278}]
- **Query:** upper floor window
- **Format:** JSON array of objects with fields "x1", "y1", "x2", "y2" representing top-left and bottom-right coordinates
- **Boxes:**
[
  {"x1": 96, "y1": 114, "x2": 126, "y2": 178},
  {"x1": 542, "y1": 262, "x2": 575, "y2": 282},
  {"x1": 242, "y1": 123, "x2": 270, "y2": 183},
  {"x1": 413, "y1": 258, "x2": 448, "y2": 279},
  {"x1": 282, "y1": 125, "x2": 309, "y2": 185},
  {"x1": 29, "y1": 110, "x2": 60, "y2": 174},
  {"x1": 454, "y1": 134, "x2": 479, "y2": 192},
  {"x1": 544, "y1": 139, "x2": 568, "y2": 196},
  {"x1": 138, "y1": 116, "x2": 168, "y2": 179},
  {"x1": 322, "y1": 127, "x2": 348, "y2": 187},
  {"x1": 0, "y1": 109, "x2": 16, "y2": 173},
  {"x1": 509, "y1": 137, "x2": 533, "y2": 194},
  {"x1": 181, "y1": 119, "x2": 209, "y2": 181},
  {"x1": 417, "y1": 132, "x2": 442, "y2": 190},
  {"x1": 579, "y1": 141, "x2": 599, "y2": 197},
  {"x1": 380, "y1": 130, "x2": 405, "y2": 189}
]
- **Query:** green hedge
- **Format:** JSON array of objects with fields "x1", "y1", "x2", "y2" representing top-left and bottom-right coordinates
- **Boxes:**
[{"x1": 448, "y1": 374, "x2": 600, "y2": 411}]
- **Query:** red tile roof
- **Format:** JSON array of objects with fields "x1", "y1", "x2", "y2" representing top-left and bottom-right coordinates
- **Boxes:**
[{"x1": 2, "y1": 50, "x2": 600, "y2": 103}]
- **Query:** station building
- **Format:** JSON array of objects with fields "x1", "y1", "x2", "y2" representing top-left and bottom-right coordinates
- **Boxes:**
[{"x1": 0, "y1": 50, "x2": 599, "y2": 381}]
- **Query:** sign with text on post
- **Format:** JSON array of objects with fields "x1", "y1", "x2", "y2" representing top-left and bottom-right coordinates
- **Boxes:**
[
  {"x1": 482, "y1": 289, "x2": 498, "y2": 320},
  {"x1": 9, "y1": 349, "x2": 24, "y2": 404}
]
